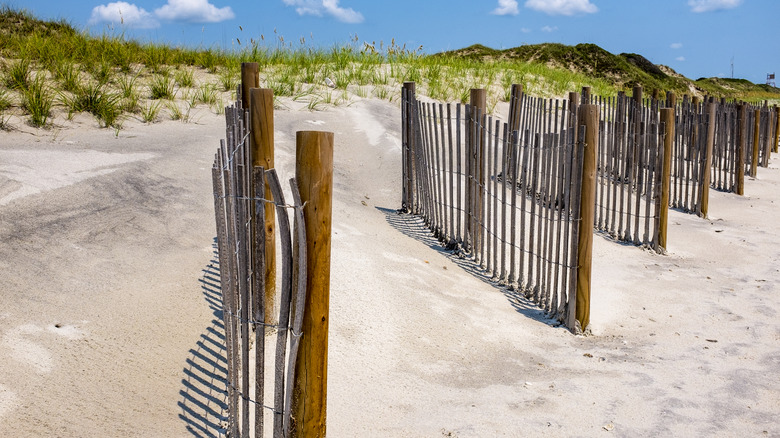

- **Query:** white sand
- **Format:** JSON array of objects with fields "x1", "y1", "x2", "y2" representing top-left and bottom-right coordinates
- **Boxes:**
[{"x1": 0, "y1": 97, "x2": 778, "y2": 437}]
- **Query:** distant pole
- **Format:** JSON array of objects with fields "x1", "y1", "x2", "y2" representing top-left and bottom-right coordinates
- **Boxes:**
[
  {"x1": 658, "y1": 107, "x2": 675, "y2": 249},
  {"x1": 773, "y1": 105, "x2": 780, "y2": 153},
  {"x1": 575, "y1": 104, "x2": 599, "y2": 333},
  {"x1": 736, "y1": 103, "x2": 746, "y2": 195},
  {"x1": 752, "y1": 108, "x2": 761, "y2": 177},
  {"x1": 699, "y1": 102, "x2": 717, "y2": 218},
  {"x1": 469, "y1": 88, "x2": 487, "y2": 257},
  {"x1": 291, "y1": 131, "x2": 334, "y2": 438},
  {"x1": 581, "y1": 86, "x2": 591, "y2": 104},
  {"x1": 250, "y1": 88, "x2": 277, "y2": 324},
  {"x1": 402, "y1": 82, "x2": 416, "y2": 213}
]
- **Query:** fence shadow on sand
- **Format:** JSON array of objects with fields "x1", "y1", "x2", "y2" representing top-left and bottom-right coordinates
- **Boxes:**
[
  {"x1": 379, "y1": 206, "x2": 563, "y2": 328},
  {"x1": 178, "y1": 243, "x2": 229, "y2": 438}
]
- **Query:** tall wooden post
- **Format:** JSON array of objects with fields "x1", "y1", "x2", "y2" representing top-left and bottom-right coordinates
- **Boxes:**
[
  {"x1": 752, "y1": 109, "x2": 761, "y2": 177},
  {"x1": 250, "y1": 88, "x2": 277, "y2": 324},
  {"x1": 241, "y1": 63, "x2": 259, "y2": 110},
  {"x1": 469, "y1": 88, "x2": 487, "y2": 257},
  {"x1": 736, "y1": 103, "x2": 746, "y2": 195},
  {"x1": 402, "y1": 82, "x2": 416, "y2": 213},
  {"x1": 659, "y1": 107, "x2": 675, "y2": 249},
  {"x1": 575, "y1": 104, "x2": 599, "y2": 333},
  {"x1": 700, "y1": 102, "x2": 717, "y2": 218},
  {"x1": 569, "y1": 92, "x2": 580, "y2": 141},
  {"x1": 291, "y1": 131, "x2": 333, "y2": 438}
]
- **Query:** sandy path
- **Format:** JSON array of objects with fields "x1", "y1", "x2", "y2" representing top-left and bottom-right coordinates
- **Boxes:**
[{"x1": 1, "y1": 99, "x2": 778, "y2": 437}]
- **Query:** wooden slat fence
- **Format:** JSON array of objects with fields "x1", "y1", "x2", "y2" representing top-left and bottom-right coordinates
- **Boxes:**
[
  {"x1": 593, "y1": 93, "x2": 665, "y2": 250},
  {"x1": 211, "y1": 91, "x2": 309, "y2": 438},
  {"x1": 402, "y1": 86, "x2": 590, "y2": 331}
]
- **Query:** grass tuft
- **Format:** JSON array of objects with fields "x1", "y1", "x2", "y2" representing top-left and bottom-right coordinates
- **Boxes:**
[
  {"x1": 149, "y1": 74, "x2": 176, "y2": 100},
  {"x1": 22, "y1": 74, "x2": 53, "y2": 127},
  {"x1": 3, "y1": 58, "x2": 32, "y2": 90}
]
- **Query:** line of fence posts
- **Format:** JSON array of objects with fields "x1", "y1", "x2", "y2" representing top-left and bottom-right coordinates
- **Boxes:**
[
  {"x1": 211, "y1": 62, "x2": 333, "y2": 438},
  {"x1": 400, "y1": 83, "x2": 600, "y2": 333},
  {"x1": 400, "y1": 82, "x2": 780, "y2": 333}
]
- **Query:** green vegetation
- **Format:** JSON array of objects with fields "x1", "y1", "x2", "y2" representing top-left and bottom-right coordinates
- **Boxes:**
[{"x1": 0, "y1": 6, "x2": 778, "y2": 130}]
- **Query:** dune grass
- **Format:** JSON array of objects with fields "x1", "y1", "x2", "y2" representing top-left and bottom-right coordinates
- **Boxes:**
[{"x1": 1, "y1": 6, "x2": 777, "y2": 130}]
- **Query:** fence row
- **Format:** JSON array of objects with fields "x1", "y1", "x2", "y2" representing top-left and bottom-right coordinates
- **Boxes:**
[
  {"x1": 211, "y1": 62, "x2": 334, "y2": 438},
  {"x1": 401, "y1": 84, "x2": 597, "y2": 332},
  {"x1": 401, "y1": 82, "x2": 780, "y2": 333}
]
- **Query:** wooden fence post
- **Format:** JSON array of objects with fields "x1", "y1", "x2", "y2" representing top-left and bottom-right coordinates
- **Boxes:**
[
  {"x1": 250, "y1": 88, "x2": 277, "y2": 324},
  {"x1": 699, "y1": 102, "x2": 717, "y2": 218},
  {"x1": 575, "y1": 104, "x2": 599, "y2": 333},
  {"x1": 241, "y1": 62, "x2": 259, "y2": 110},
  {"x1": 581, "y1": 86, "x2": 591, "y2": 104},
  {"x1": 736, "y1": 103, "x2": 746, "y2": 195},
  {"x1": 402, "y1": 82, "x2": 416, "y2": 213},
  {"x1": 291, "y1": 131, "x2": 334, "y2": 438},
  {"x1": 659, "y1": 107, "x2": 675, "y2": 249},
  {"x1": 774, "y1": 105, "x2": 780, "y2": 154},
  {"x1": 752, "y1": 108, "x2": 761, "y2": 177},
  {"x1": 508, "y1": 84, "x2": 523, "y2": 135},
  {"x1": 469, "y1": 88, "x2": 487, "y2": 257}
]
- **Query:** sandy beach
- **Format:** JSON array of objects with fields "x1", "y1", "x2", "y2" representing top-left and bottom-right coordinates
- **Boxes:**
[{"x1": 0, "y1": 96, "x2": 778, "y2": 437}]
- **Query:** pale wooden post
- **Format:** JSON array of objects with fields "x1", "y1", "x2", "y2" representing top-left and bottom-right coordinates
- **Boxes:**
[
  {"x1": 659, "y1": 107, "x2": 675, "y2": 249},
  {"x1": 291, "y1": 131, "x2": 334, "y2": 438},
  {"x1": 469, "y1": 88, "x2": 487, "y2": 257},
  {"x1": 250, "y1": 88, "x2": 277, "y2": 324},
  {"x1": 575, "y1": 104, "x2": 599, "y2": 333},
  {"x1": 241, "y1": 62, "x2": 259, "y2": 110},
  {"x1": 736, "y1": 103, "x2": 746, "y2": 195},
  {"x1": 700, "y1": 102, "x2": 717, "y2": 218},
  {"x1": 402, "y1": 82, "x2": 416, "y2": 213},
  {"x1": 752, "y1": 108, "x2": 761, "y2": 177}
]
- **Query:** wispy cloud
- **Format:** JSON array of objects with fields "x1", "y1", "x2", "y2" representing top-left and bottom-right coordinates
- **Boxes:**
[
  {"x1": 154, "y1": 0, "x2": 234, "y2": 23},
  {"x1": 670, "y1": 42, "x2": 683, "y2": 49},
  {"x1": 676, "y1": 56, "x2": 686, "y2": 61},
  {"x1": 492, "y1": 0, "x2": 519, "y2": 15},
  {"x1": 521, "y1": 27, "x2": 531, "y2": 33},
  {"x1": 89, "y1": 2, "x2": 159, "y2": 28},
  {"x1": 282, "y1": 0, "x2": 364, "y2": 23},
  {"x1": 89, "y1": 0, "x2": 234, "y2": 27},
  {"x1": 541, "y1": 25, "x2": 558, "y2": 32},
  {"x1": 688, "y1": 0, "x2": 742, "y2": 13},
  {"x1": 525, "y1": 0, "x2": 597, "y2": 15}
]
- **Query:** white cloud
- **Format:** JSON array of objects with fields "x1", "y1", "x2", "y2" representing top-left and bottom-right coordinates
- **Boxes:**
[
  {"x1": 283, "y1": 0, "x2": 364, "y2": 23},
  {"x1": 676, "y1": 56, "x2": 686, "y2": 61},
  {"x1": 670, "y1": 42, "x2": 683, "y2": 49},
  {"x1": 541, "y1": 25, "x2": 558, "y2": 32},
  {"x1": 688, "y1": 0, "x2": 742, "y2": 13},
  {"x1": 521, "y1": 27, "x2": 531, "y2": 33},
  {"x1": 525, "y1": 0, "x2": 597, "y2": 15},
  {"x1": 492, "y1": 0, "x2": 519, "y2": 15},
  {"x1": 89, "y1": 2, "x2": 159, "y2": 28},
  {"x1": 154, "y1": 0, "x2": 234, "y2": 23}
]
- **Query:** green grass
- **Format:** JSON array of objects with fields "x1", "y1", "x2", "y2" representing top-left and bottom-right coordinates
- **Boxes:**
[
  {"x1": 61, "y1": 81, "x2": 123, "y2": 127},
  {"x1": 22, "y1": 74, "x2": 53, "y2": 127},
  {"x1": 3, "y1": 58, "x2": 32, "y2": 90},
  {"x1": 149, "y1": 74, "x2": 176, "y2": 100},
  {"x1": 140, "y1": 101, "x2": 161, "y2": 123},
  {"x1": 1, "y1": 5, "x2": 778, "y2": 130}
]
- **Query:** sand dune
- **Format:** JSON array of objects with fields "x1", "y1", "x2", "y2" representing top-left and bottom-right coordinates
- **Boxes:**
[{"x1": 0, "y1": 97, "x2": 778, "y2": 437}]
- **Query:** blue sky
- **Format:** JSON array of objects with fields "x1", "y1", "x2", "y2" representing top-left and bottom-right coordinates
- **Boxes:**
[{"x1": 7, "y1": 0, "x2": 779, "y2": 85}]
